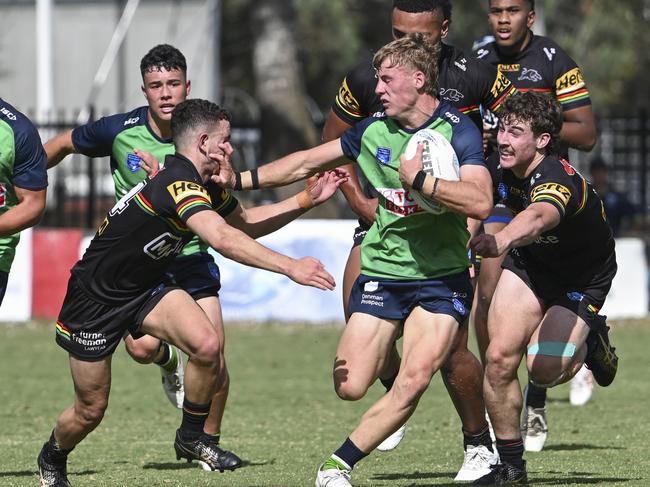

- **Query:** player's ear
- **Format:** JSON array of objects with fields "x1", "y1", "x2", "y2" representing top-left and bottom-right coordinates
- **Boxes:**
[
  {"x1": 526, "y1": 9, "x2": 536, "y2": 29},
  {"x1": 185, "y1": 79, "x2": 192, "y2": 96},
  {"x1": 413, "y1": 70, "x2": 426, "y2": 90},
  {"x1": 536, "y1": 132, "x2": 551, "y2": 151},
  {"x1": 441, "y1": 19, "x2": 450, "y2": 39}
]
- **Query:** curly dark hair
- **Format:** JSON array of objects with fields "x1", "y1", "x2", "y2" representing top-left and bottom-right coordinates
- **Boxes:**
[
  {"x1": 499, "y1": 91, "x2": 562, "y2": 153},
  {"x1": 140, "y1": 44, "x2": 187, "y2": 77},
  {"x1": 393, "y1": 0, "x2": 452, "y2": 22},
  {"x1": 171, "y1": 99, "x2": 231, "y2": 146}
]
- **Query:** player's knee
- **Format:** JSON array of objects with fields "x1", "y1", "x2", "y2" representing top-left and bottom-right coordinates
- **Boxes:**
[
  {"x1": 125, "y1": 339, "x2": 158, "y2": 364},
  {"x1": 394, "y1": 367, "x2": 433, "y2": 404},
  {"x1": 527, "y1": 341, "x2": 575, "y2": 387},
  {"x1": 76, "y1": 398, "x2": 108, "y2": 429},
  {"x1": 190, "y1": 332, "x2": 223, "y2": 369},
  {"x1": 334, "y1": 378, "x2": 370, "y2": 401},
  {"x1": 484, "y1": 345, "x2": 517, "y2": 383}
]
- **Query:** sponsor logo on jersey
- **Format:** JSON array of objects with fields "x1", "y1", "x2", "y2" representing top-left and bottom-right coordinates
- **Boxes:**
[
  {"x1": 444, "y1": 111, "x2": 460, "y2": 124},
  {"x1": 124, "y1": 116, "x2": 140, "y2": 126},
  {"x1": 531, "y1": 182, "x2": 572, "y2": 207},
  {"x1": 0, "y1": 106, "x2": 17, "y2": 120},
  {"x1": 375, "y1": 147, "x2": 392, "y2": 165},
  {"x1": 377, "y1": 187, "x2": 422, "y2": 217},
  {"x1": 440, "y1": 87, "x2": 464, "y2": 102},
  {"x1": 490, "y1": 72, "x2": 511, "y2": 98},
  {"x1": 167, "y1": 181, "x2": 210, "y2": 203},
  {"x1": 535, "y1": 235, "x2": 560, "y2": 244},
  {"x1": 556, "y1": 67, "x2": 585, "y2": 94},
  {"x1": 543, "y1": 47, "x2": 556, "y2": 61},
  {"x1": 476, "y1": 48, "x2": 490, "y2": 59},
  {"x1": 454, "y1": 58, "x2": 467, "y2": 72},
  {"x1": 144, "y1": 232, "x2": 184, "y2": 260},
  {"x1": 336, "y1": 79, "x2": 361, "y2": 115},
  {"x1": 126, "y1": 153, "x2": 142, "y2": 173},
  {"x1": 518, "y1": 67, "x2": 542, "y2": 82},
  {"x1": 73, "y1": 331, "x2": 108, "y2": 352},
  {"x1": 567, "y1": 291, "x2": 584, "y2": 302},
  {"x1": 0, "y1": 183, "x2": 6, "y2": 208},
  {"x1": 498, "y1": 63, "x2": 520, "y2": 72}
]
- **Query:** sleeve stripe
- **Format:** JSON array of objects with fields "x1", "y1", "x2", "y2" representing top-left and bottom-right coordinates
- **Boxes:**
[
  {"x1": 177, "y1": 197, "x2": 212, "y2": 218},
  {"x1": 557, "y1": 89, "x2": 590, "y2": 105},
  {"x1": 489, "y1": 84, "x2": 517, "y2": 112},
  {"x1": 532, "y1": 195, "x2": 567, "y2": 215}
]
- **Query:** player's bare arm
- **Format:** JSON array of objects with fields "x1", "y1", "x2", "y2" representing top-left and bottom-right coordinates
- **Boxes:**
[
  {"x1": 560, "y1": 105, "x2": 597, "y2": 151},
  {"x1": 213, "y1": 139, "x2": 348, "y2": 190},
  {"x1": 322, "y1": 109, "x2": 378, "y2": 224},
  {"x1": 399, "y1": 144, "x2": 493, "y2": 220},
  {"x1": 186, "y1": 209, "x2": 336, "y2": 290},
  {"x1": 0, "y1": 186, "x2": 46, "y2": 237},
  {"x1": 470, "y1": 200, "x2": 561, "y2": 257},
  {"x1": 226, "y1": 171, "x2": 348, "y2": 239},
  {"x1": 44, "y1": 129, "x2": 76, "y2": 168}
]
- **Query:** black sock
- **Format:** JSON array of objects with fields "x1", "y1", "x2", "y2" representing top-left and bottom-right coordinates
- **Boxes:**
[
  {"x1": 180, "y1": 399, "x2": 211, "y2": 438},
  {"x1": 46, "y1": 430, "x2": 73, "y2": 461},
  {"x1": 525, "y1": 381, "x2": 547, "y2": 408},
  {"x1": 332, "y1": 437, "x2": 368, "y2": 470},
  {"x1": 154, "y1": 342, "x2": 171, "y2": 366},
  {"x1": 463, "y1": 426, "x2": 493, "y2": 452},
  {"x1": 380, "y1": 372, "x2": 397, "y2": 392},
  {"x1": 495, "y1": 438, "x2": 524, "y2": 469}
]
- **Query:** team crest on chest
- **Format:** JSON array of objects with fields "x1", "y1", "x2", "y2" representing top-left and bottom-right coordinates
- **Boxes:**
[
  {"x1": 375, "y1": 147, "x2": 392, "y2": 166},
  {"x1": 126, "y1": 153, "x2": 142, "y2": 173}
]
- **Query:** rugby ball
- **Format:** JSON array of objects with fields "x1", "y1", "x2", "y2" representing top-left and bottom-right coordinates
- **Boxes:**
[{"x1": 403, "y1": 128, "x2": 459, "y2": 214}]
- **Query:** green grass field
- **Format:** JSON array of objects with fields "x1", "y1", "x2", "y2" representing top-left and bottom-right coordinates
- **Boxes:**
[{"x1": 1, "y1": 318, "x2": 649, "y2": 486}]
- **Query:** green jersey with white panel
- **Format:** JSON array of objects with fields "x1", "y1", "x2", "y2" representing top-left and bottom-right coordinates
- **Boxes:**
[
  {"x1": 340, "y1": 102, "x2": 485, "y2": 280},
  {"x1": 0, "y1": 98, "x2": 48, "y2": 273}
]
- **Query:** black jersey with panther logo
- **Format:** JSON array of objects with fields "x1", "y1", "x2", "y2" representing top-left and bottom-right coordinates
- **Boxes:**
[
  {"x1": 72, "y1": 153, "x2": 237, "y2": 305},
  {"x1": 476, "y1": 34, "x2": 591, "y2": 112},
  {"x1": 498, "y1": 155, "x2": 614, "y2": 287},
  {"x1": 333, "y1": 43, "x2": 516, "y2": 131}
]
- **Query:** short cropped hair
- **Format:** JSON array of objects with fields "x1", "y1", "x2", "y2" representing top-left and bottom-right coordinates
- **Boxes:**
[
  {"x1": 394, "y1": 0, "x2": 452, "y2": 22},
  {"x1": 499, "y1": 92, "x2": 562, "y2": 153},
  {"x1": 171, "y1": 99, "x2": 231, "y2": 147},
  {"x1": 140, "y1": 44, "x2": 187, "y2": 77},
  {"x1": 488, "y1": 0, "x2": 534, "y2": 11},
  {"x1": 372, "y1": 33, "x2": 441, "y2": 97}
]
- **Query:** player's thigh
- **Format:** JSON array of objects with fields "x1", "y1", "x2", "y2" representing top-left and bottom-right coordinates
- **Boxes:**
[
  {"x1": 335, "y1": 311, "x2": 400, "y2": 390},
  {"x1": 488, "y1": 269, "x2": 544, "y2": 364},
  {"x1": 140, "y1": 289, "x2": 217, "y2": 357},
  {"x1": 342, "y1": 245, "x2": 362, "y2": 318},
  {"x1": 68, "y1": 354, "x2": 112, "y2": 406},
  {"x1": 196, "y1": 295, "x2": 225, "y2": 344},
  {"x1": 400, "y1": 307, "x2": 459, "y2": 384},
  {"x1": 527, "y1": 305, "x2": 590, "y2": 377}
]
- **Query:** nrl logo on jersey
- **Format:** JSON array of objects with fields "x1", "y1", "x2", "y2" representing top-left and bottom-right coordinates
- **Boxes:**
[
  {"x1": 518, "y1": 68, "x2": 542, "y2": 82},
  {"x1": 167, "y1": 181, "x2": 210, "y2": 203},
  {"x1": 375, "y1": 147, "x2": 392, "y2": 166}
]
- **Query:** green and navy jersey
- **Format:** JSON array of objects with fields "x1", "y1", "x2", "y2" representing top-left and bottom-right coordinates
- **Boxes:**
[
  {"x1": 340, "y1": 102, "x2": 485, "y2": 280},
  {"x1": 0, "y1": 98, "x2": 48, "y2": 272},
  {"x1": 72, "y1": 106, "x2": 204, "y2": 257},
  {"x1": 72, "y1": 154, "x2": 238, "y2": 304},
  {"x1": 333, "y1": 43, "x2": 516, "y2": 131},
  {"x1": 498, "y1": 155, "x2": 614, "y2": 287},
  {"x1": 476, "y1": 34, "x2": 591, "y2": 112}
]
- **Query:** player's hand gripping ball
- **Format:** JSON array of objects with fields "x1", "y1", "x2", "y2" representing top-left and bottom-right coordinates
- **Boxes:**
[{"x1": 403, "y1": 129, "x2": 459, "y2": 214}]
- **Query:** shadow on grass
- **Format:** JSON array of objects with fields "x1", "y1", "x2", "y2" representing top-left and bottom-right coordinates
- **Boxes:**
[
  {"x1": 542, "y1": 443, "x2": 624, "y2": 452},
  {"x1": 142, "y1": 459, "x2": 273, "y2": 471}
]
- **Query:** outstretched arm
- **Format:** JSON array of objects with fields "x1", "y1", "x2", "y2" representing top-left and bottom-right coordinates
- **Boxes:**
[
  {"x1": 44, "y1": 130, "x2": 77, "y2": 168},
  {"x1": 186, "y1": 209, "x2": 336, "y2": 290},
  {"x1": 226, "y1": 171, "x2": 348, "y2": 238},
  {"x1": 560, "y1": 105, "x2": 597, "y2": 151},
  {"x1": 470, "y1": 201, "x2": 561, "y2": 257},
  {"x1": 0, "y1": 186, "x2": 47, "y2": 237}
]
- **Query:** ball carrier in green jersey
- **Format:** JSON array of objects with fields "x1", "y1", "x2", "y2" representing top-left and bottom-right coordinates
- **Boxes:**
[
  {"x1": 213, "y1": 34, "x2": 494, "y2": 487},
  {"x1": 37, "y1": 99, "x2": 345, "y2": 486},
  {"x1": 321, "y1": 0, "x2": 515, "y2": 480},
  {"x1": 44, "y1": 44, "x2": 240, "y2": 466},
  {"x1": 469, "y1": 92, "x2": 617, "y2": 485},
  {"x1": 474, "y1": 0, "x2": 599, "y2": 451},
  {"x1": 0, "y1": 97, "x2": 48, "y2": 304}
]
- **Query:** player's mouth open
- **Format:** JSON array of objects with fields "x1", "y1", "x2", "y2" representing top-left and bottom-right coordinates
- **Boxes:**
[{"x1": 160, "y1": 105, "x2": 175, "y2": 114}]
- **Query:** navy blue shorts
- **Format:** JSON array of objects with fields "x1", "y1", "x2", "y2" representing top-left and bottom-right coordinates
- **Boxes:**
[
  {"x1": 165, "y1": 252, "x2": 221, "y2": 300},
  {"x1": 348, "y1": 271, "x2": 473, "y2": 325}
]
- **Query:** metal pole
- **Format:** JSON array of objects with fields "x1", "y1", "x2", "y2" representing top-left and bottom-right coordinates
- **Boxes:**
[
  {"x1": 36, "y1": 0, "x2": 54, "y2": 123},
  {"x1": 640, "y1": 109, "x2": 648, "y2": 220},
  {"x1": 211, "y1": 0, "x2": 222, "y2": 103}
]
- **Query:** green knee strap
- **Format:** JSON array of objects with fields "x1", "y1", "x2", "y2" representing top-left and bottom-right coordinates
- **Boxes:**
[{"x1": 528, "y1": 341, "x2": 576, "y2": 358}]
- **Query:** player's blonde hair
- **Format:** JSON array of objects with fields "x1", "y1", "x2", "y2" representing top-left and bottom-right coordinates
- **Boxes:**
[{"x1": 372, "y1": 32, "x2": 441, "y2": 97}]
